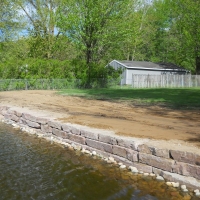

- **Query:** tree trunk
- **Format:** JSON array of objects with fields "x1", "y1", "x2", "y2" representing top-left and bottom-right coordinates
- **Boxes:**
[
  {"x1": 196, "y1": 56, "x2": 200, "y2": 74},
  {"x1": 86, "y1": 46, "x2": 92, "y2": 88}
]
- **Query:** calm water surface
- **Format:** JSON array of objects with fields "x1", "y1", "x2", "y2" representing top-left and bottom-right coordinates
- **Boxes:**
[{"x1": 0, "y1": 123, "x2": 193, "y2": 200}]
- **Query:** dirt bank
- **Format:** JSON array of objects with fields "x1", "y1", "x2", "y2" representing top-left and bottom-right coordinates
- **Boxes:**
[{"x1": 0, "y1": 90, "x2": 200, "y2": 150}]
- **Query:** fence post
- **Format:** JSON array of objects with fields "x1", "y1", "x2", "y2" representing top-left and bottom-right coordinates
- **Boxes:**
[
  {"x1": 166, "y1": 74, "x2": 168, "y2": 88},
  {"x1": 181, "y1": 75, "x2": 183, "y2": 87},
  {"x1": 196, "y1": 75, "x2": 197, "y2": 87},
  {"x1": 131, "y1": 75, "x2": 133, "y2": 88},
  {"x1": 190, "y1": 74, "x2": 191, "y2": 87}
]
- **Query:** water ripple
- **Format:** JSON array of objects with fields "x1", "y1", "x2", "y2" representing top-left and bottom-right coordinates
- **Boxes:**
[{"x1": 0, "y1": 123, "x2": 186, "y2": 200}]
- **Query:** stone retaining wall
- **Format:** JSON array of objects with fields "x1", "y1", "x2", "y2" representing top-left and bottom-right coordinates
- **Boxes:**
[{"x1": 1, "y1": 106, "x2": 200, "y2": 190}]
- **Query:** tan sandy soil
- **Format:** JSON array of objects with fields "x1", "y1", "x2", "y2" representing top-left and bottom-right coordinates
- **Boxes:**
[{"x1": 0, "y1": 90, "x2": 200, "y2": 151}]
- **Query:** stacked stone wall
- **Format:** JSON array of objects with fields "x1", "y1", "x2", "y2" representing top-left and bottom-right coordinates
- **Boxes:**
[{"x1": 1, "y1": 106, "x2": 200, "y2": 190}]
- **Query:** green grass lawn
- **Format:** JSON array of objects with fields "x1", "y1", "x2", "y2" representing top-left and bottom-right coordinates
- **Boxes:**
[{"x1": 58, "y1": 88, "x2": 200, "y2": 109}]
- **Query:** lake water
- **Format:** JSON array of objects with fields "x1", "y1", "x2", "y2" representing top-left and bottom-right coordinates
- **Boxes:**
[{"x1": 0, "y1": 122, "x2": 193, "y2": 200}]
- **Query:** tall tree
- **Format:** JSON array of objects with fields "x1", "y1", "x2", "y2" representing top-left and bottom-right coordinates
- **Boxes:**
[
  {"x1": 0, "y1": 0, "x2": 26, "y2": 78},
  {"x1": 120, "y1": 0, "x2": 154, "y2": 61},
  {"x1": 171, "y1": 0, "x2": 200, "y2": 73},
  {"x1": 57, "y1": 0, "x2": 132, "y2": 84},
  {"x1": 0, "y1": 1, "x2": 20, "y2": 41},
  {"x1": 16, "y1": 0, "x2": 62, "y2": 59}
]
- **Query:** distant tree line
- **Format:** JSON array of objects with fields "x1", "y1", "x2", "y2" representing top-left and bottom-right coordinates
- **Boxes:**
[{"x1": 0, "y1": 0, "x2": 199, "y2": 85}]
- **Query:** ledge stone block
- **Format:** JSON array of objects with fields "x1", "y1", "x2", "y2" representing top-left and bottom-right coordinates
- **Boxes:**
[
  {"x1": 81, "y1": 129, "x2": 99, "y2": 140},
  {"x1": 35, "y1": 117, "x2": 48, "y2": 125},
  {"x1": 117, "y1": 138, "x2": 138, "y2": 150},
  {"x1": 22, "y1": 113, "x2": 37, "y2": 123},
  {"x1": 70, "y1": 125, "x2": 80, "y2": 135},
  {"x1": 151, "y1": 147, "x2": 170, "y2": 159},
  {"x1": 138, "y1": 144, "x2": 152, "y2": 154},
  {"x1": 98, "y1": 134, "x2": 117, "y2": 145},
  {"x1": 113, "y1": 145, "x2": 127, "y2": 158},
  {"x1": 4, "y1": 114, "x2": 12, "y2": 120},
  {"x1": 48, "y1": 121, "x2": 62, "y2": 130},
  {"x1": 62, "y1": 124, "x2": 71, "y2": 133},
  {"x1": 14, "y1": 111, "x2": 22, "y2": 117},
  {"x1": 7, "y1": 109, "x2": 14, "y2": 115},
  {"x1": 41, "y1": 124, "x2": 52, "y2": 133},
  {"x1": 126, "y1": 149, "x2": 138, "y2": 162},
  {"x1": 68, "y1": 134, "x2": 85, "y2": 145},
  {"x1": 132, "y1": 163, "x2": 152, "y2": 173},
  {"x1": 158, "y1": 169, "x2": 200, "y2": 190},
  {"x1": 173, "y1": 161, "x2": 200, "y2": 180},
  {"x1": 26, "y1": 119, "x2": 40, "y2": 129},
  {"x1": 52, "y1": 128, "x2": 68, "y2": 139},
  {"x1": 85, "y1": 139, "x2": 112, "y2": 153},
  {"x1": 170, "y1": 150, "x2": 200, "y2": 166},
  {"x1": 139, "y1": 152, "x2": 174, "y2": 172},
  {"x1": 10, "y1": 114, "x2": 20, "y2": 122},
  {"x1": 20, "y1": 118, "x2": 27, "y2": 125},
  {"x1": 8, "y1": 109, "x2": 22, "y2": 117},
  {"x1": 112, "y1": 155, "x2": 133, "y2": 166}
]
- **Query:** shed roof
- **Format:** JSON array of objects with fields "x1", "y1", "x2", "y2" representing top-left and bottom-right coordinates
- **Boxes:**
[{"x1": 113, "y1": 60, "x2": 188, "y2": 72}]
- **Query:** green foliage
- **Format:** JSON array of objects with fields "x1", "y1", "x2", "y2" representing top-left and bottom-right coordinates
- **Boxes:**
[
  {"x1": 0, "y1": 0, "x2": 200, "y2": 79},
  {"x1": 0, "y1": 60, "x2": 23, "y2": 79},
  {"x1": 20, "y1": 59, "x2": 74, "y2": 79},
  {"x1": 0, "y1": 1, "x2": 21, "y2": 41},
  {"x1": 170, "y1": 0, "x2": 200, "y2": 74},
  {"x1": 57, "y1": 0, "x2": 131, "y2": 83},
  {"x1": 0, "y1": 56, "x2": 75, "y2": 79}
]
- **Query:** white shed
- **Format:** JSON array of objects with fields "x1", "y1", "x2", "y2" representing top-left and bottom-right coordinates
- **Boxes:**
[{"x1": 108, "y1": 60, "x2": 190, "y2": 85}]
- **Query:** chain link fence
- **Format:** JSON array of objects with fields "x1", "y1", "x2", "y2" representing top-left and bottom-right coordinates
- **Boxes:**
[
  {"x1": 1, "y1": 76, "x2": 200, "y2": 91},
  {"x1": 0, "y1": 78, "x2": 122, "y2": 91}
]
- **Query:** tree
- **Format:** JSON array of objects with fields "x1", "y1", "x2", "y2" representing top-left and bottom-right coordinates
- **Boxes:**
[
  {"x1": 57, "y1": 0, "x2": 132, "y2": 85},
  {"x1": 16, "y1": 0, "x2": 63, "y2": 59},
  {"x1": 170, "y1": 0, "x2": 200, "y2": 74},
  {"x1": 0, "y1": 1, "x2": 20, "y2": 41},
  {"x1": 120, "y1": 0, "x2": 153, "y2": 61},
  {"x1": 146, "y1": 0, "x2": 200, "y2": 73}
]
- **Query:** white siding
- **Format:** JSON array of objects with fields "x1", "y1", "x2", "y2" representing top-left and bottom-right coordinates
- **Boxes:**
[
  {"x1": 126, "y1": 69, "x2": 162, "y2": 84},
  {"x1": 109, "y1": 60, "x2": 124, "y2": 70}
]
